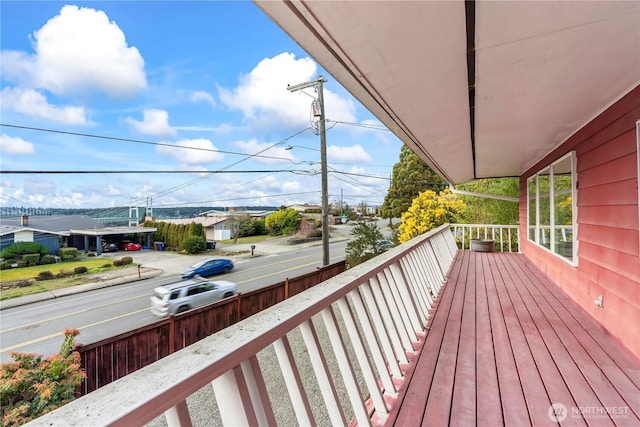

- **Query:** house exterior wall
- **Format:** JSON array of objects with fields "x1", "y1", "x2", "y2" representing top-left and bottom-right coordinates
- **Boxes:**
[
  {"x1": 33, "y1": 232, "x2": 61, "y2": 255},
  {"x1": 14, "y1": 230, "x2": 34, "y2": 242},
  {"x1": 520, "y1": 86, "x2": 640, "y2": 359}
]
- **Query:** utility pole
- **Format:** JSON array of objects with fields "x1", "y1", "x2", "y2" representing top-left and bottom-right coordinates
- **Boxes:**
[{"x1": 288, "y1": 76, "x2": 329, "y2": 266}]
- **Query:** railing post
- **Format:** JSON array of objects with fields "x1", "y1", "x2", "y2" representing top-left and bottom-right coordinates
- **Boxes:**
[
  {"x1": 164, "y1": 400, "x2": 192, "y2": 427},
  {"x1": 169, "y1": 314, "x2": 175, "y2": 354},
  {"x1": 273, "y1": 336, "x2": 315, "y2": 425},
  {"x1": 212, "y1": 366, "x2": 259, "y2": 426}
]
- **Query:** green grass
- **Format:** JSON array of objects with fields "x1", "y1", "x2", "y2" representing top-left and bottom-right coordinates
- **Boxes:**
[
  {"x1": 0, "y1": 258, "x2": 132, "y2": 300},
  {"x1": 218, "y1": 235, "x2": 272, "y2": 244},
  {"x1": 0, "y1": 258, "x2": 120, "y2": 281}
]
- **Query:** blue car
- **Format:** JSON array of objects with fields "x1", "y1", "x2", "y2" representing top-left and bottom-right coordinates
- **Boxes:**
[{"x1": 181, "y1": 258, "x2": 234, "y2": 279}]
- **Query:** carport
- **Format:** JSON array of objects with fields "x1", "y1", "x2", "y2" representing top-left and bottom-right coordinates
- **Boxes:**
[{"x1": 70, "y1": 226, "x2": 157, "y2": 256}]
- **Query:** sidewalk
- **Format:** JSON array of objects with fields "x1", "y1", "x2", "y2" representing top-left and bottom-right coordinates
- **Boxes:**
[{"x1": 0, "y1": 231, "x2": 351, "y2": 310}]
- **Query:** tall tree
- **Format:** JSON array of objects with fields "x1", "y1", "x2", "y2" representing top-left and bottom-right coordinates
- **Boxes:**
[
  {"x1": 380, "y1": 145, "x2": 446, "y2": 221},
  {"x1": 456, "y1": 178, "x2": 519, "y2": 224}
]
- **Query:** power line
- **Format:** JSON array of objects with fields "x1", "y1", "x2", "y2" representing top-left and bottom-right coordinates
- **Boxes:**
[
  {"x1": 326, "y1": 119, "x2": 391, "y2": 131},
  {"x1": 0, "y1": 123, "x2": 307, "y2": 163},
  {"x1": 151, "y1": 190, "x2": 321, "y2": 207},
  {"x1": 0, "y1": 169, "x2": 313, "y2": 174}
]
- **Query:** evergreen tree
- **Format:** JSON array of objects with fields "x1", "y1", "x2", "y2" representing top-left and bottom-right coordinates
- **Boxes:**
[{"x1": 380, "y1": 145, "x2": 446, "y2": 221}]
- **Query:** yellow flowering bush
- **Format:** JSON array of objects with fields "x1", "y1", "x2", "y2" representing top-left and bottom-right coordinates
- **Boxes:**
[{"x1": 398, "y1": 189, "x2": 465, "y2": 243}]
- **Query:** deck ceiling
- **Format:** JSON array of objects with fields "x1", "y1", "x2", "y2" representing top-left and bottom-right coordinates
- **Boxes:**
[{"x1": 255, "y1": 1, "x2": 640, "y2": 184}]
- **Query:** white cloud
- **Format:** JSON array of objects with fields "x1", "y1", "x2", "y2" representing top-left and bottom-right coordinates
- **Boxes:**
[
  {"x1": 327, "y1": 144, "x2": 373, "y2": 163},
  {"x1": 0, "y1": 133, "x2": 35, "y2": 154},
  {"x1": 1, "y1": 5, "x2": 146, "y2": 98},
  {"x1": 125, "y1": 109, "x2": 177, "y2": 137},
  {"x1": 0, "y1": 87, "x2": 89, "y2": 125},
  {"x1": 282, "y1": 180, "x2": 301, "y2": 192},
  {"x1": 190, "y1": 91, "x2": 216, "y2": 107},
  {"x1": 156, "y1": 138, "x2": 224, "y2": 165},
  {"x1": 106, "y1": 184, "x2": 121, "y2": 196},
  {"x1": 218, "y1": 52, "x2": 357, "y2": 130},
  {"x1": 233, "y1": 139, "x2": 295, "y2": 165}
]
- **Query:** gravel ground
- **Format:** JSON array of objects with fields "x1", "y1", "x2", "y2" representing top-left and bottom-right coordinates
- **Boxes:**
[{"x1": 145, "y1": 298, "x2": 368, "y2": 427}]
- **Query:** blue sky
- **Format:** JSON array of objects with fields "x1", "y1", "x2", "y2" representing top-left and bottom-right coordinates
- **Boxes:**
[{"x1": 0, "y1": 1, "x2": 401, "y2": 211}]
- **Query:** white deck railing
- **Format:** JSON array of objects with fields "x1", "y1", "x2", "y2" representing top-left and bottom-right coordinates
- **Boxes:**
[
  {"x1": 27, "y1": 224, "x2": 458, "y2": 427},
  {"x1": 450, "y1": 223, "x2": 520, "y2": 252}
]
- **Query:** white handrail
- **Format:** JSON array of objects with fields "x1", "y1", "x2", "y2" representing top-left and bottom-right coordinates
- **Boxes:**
[
  {"x1": 450, "y1": 223, "x2": 520, "y2": 252},
  {"x1": 27, "y1": 225, "x2": 458, "y2": 427}
]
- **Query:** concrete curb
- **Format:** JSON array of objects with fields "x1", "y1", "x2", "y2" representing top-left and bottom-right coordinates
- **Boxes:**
[{"x1": 1, "y1": 232, "x2": 354, "y2": 311}]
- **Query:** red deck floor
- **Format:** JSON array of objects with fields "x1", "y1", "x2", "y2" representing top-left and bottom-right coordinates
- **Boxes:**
[{"x1": 385, "y1": 251, "x2": 640, "y2": 427}]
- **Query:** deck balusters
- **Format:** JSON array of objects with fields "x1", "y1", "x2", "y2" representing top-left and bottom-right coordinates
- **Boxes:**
[{"x1": 27, "y1": 225, "x2": 458, "y2": 427}]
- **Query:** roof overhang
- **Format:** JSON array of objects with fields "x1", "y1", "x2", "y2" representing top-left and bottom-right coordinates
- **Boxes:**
[
  {"x1": 0, "y1": 227, "x2": 70, "y2": 237},
  {"x1": 70, "y1": 227, "x2": 156, "y2": 236},
  {"x1": 255, "y1": 1, "x2": 640, "y2": 184}
]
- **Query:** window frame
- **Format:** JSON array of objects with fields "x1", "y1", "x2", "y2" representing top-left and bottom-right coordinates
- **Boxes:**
[{"x1": 527, "y1": 151, "x2": 577, "y2": 265}]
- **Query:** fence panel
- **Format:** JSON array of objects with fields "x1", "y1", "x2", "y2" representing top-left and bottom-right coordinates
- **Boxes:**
[{"x1": 75, "y1": 260, "x2": 346, "y2": 395}]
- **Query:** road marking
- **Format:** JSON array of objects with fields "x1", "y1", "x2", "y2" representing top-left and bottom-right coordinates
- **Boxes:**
[
  {"x1": 238, "y1": 259, "x2": 324, "y2": 283},
  {"x1": 0, "y1": 293, "x2": 149, "y2": 333},
  {"x1": 1, "y1": 250, "x2": 345, "y2": 355},
  {"x1": 0, "y1": 307, "x2": 149, "y2": 353}
]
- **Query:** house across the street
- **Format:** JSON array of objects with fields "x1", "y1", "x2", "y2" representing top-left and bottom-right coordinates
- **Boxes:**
[{"x1": 0, "y1": 215, "x2": 156, "y2": 256}]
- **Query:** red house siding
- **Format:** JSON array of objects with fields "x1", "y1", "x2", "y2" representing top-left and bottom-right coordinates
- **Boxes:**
[{"x1": 520, "y1": 85, "x2": 640, "y2": 360}]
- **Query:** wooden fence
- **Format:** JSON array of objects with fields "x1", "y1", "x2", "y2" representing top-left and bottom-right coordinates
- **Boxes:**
[{"x1": 75, "y1": 261, "x2": 346, "y2": 395}]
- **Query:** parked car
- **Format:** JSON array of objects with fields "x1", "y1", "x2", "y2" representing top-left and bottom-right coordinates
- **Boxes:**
[
  {"x1": 376, "y1": 239, "x2": 394, "y2": 253},
  {"x1": 102, "y1": 242, "x2": 118, "y2": 252},
  {"x1": 181, "y1": 258, "x2": 234, "y2": 279},
  {"x1": 363, "y1": 239, "x2": 395, "y2": 256},
  {"x1": 149, "y1": 278, "x2": 238, "y2": 317},
  {"x1": 119, "y1": 242, "x2": 142, "y2": 251}
]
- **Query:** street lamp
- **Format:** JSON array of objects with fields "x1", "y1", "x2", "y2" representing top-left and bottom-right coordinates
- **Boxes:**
[{"x1": 287, "y1": 76, "x2": 329, "y2": 266}]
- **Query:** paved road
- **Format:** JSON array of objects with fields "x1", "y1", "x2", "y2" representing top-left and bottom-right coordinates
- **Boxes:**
[{"x1": 0, "y1": 232, "x2": 352, "y2": 361}]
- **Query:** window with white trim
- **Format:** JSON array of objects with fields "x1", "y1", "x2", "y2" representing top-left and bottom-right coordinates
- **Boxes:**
[{"x1": 527, "y1": 152, "x2": 576, "y2": 263}]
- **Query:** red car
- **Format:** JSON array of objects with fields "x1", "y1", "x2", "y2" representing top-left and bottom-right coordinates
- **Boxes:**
[{"x1": 119, "y1": 242, "x2": 142, "y2": 251}]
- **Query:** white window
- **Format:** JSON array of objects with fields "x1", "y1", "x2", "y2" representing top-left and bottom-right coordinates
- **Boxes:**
[{"x1": 527, "y1": 152, "x2": 577, "y2": 264}]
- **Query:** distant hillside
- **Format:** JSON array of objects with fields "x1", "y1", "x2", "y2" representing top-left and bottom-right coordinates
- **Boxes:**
[{"x1": 0, "y1": 206, "x2": 279, "y2": 221}]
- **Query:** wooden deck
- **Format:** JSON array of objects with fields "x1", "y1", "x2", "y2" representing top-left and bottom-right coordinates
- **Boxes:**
[{"x1": 384, "y1": 251, "x2": 640, "y2": 427}]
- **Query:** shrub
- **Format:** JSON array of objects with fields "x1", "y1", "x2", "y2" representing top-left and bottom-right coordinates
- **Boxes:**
[
  {"x1": 15, "y1": 280, "x2": 33, "y2": 288},
  {"x1": 265, "y1": 209, "x2": 301, "y2": 236},
  {"x1": 36, "y1": 271, "x2": 55, "y2": 281},
  {"x1": 16, "y1": 261, "x2": 26, "y2": 268},
  {"x1": 181, "y1": 236, "x2": 206, "y2": 254},
  {"x1": 55, "y1": 270, "x2": 72, "y2": 279},
  {"x1": 113, "y1": 259, "x2": 123, "y2": 267},
  {"x1": 58, "y1": 247, "x2": 78, "y2": 262},
  {"x1": 22, "y1": 253, "x2": 41, "y2": 264},
  {"x1": 87, "y1": 252, "x2": 96, "y2": 257},
  {"x1": 40, "y1": 255, "x2": 57, "y2": 265},
  {"x1": 0, "y1": 329, "x2": 86, "y2": 426},
  {"x1": 101, "y1": 263, "x2": 112, "y2": 268},
  {"x1": 120, "y1": 256, "x2": 133, "y2": 265},
  {"x1": 73, "y1": 266, "x2": 88, "y2": 275},
  {"x1": 0, "y1": 242, "x2": 49, "y2": 260}
]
